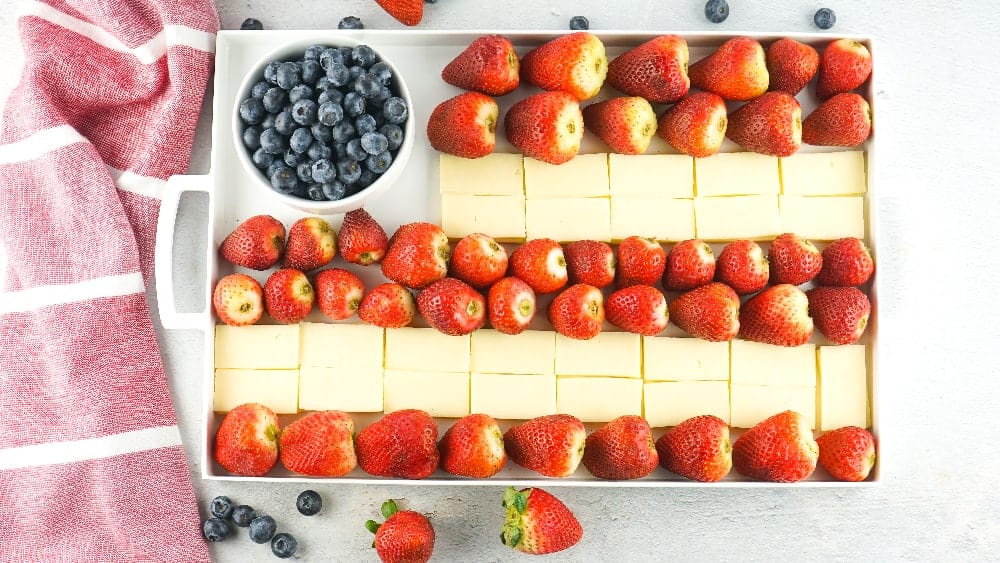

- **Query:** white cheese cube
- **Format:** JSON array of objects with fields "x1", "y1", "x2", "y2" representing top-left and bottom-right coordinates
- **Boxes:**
[
  {"x1": 384, "y1": 328, "x2": 470, "y2": 373},
  {"x1": 441, "y1": 194, "x2": 525, "y2": 242},
  {"x1": 524, "y1": 154, "x2": 609, "y2": 198},
  {"x1": 730, "y1": 340, "x2": 816, "y2": 387},
  {"x1": 695, "y1": 196, "x2": 781, "y2": 241},
  {"x1": 780, "y1": 151, "x2": 867, "y2": 195},
  {"x1": 556, "y1": 377, "x2": 643, "y2": 422},
  {"x1": 730, "y1": 384, "x2": 816, "y2": 429},
  {"x1": 818, "y1": 345, "x2": 869, "y2": 430},
  {"x1": 299, "y1": 322, "x2": 383, "y2": 369},
  {"x1": 610, "y1": 197, "x2": 695, "y2": 242},
  {"x1": 555, "y1": 332, "x2": 642, "y2": 378},
  {"x1": 525, "y1": 198, "x2": 611, "y2": 243},
  {"x1": 471, "y1": 330, "x2": 555, "y2": 374},
  {"x1": 608, "y1": 153, "x2": 694, "y2": 197},
  {"x1": 214, "y1": 324, "x2": 299, "y2": 370},
  {"x1": 471, "y1": 372, "x2": 557, "y2": 419},
  {"x1": 439, "y1": 153, "x2": 523, "y2": 196},
  {"x1": 643, "y1": 381, "x2": 731, "y2": 427},
  {"x1": 779, "y1": 195, "x2": 866, "y2": 240},
  {"x1": 643, "y1": 337, "x2": 730, "y2": 381},
  {"x1": 383, "y1": 370, "x2": 470, "y2": 418},
  {"x1": 695, "y1": 152, "x2": 780, "y2": 196},
  {"x1": 213, "y1": 368, "x2": 299, "y2": 414},
  {"x1": 298, "y1": 366, "x2": 383, "y2": 412}
]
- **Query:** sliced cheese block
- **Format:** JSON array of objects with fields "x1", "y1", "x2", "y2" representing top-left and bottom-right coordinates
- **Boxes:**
[
  {"x1": 439, "y1": 153, "x2": 524, "y2": 196},
  {"x1": 695, "y1": 196, "x2": 781, "y2": 241},
  {"x1": 213, "y1": 368, "x2": 299, "y2": 414},
  {"x1": 471, "y1": 372, "x2": 557, "y2": 420},
  {"x1": 643, "y1": 337, "x2": 730, "y2": 381},
  {"x1": 471, "y1": 330, "x2": 555, "y2": 374},
  {"x1": 780, "y1": 151, "x2": 867, "y2": 195},
  {"x1": 556, "y1": 377, "x2": 643, "y2": 422},
  {"x1": 524, "y1": 153, "x2": 608, "y2": 198},
  {"x1": 818, "y1": 345, "x2": 869, "y2": 430},
  {"x1": 610, "y1": 197, "x2": 695, "y2": 242},
  {"x1": 384, "y1": 328, "x2": 470, "y2": 373},
  {"x1": 441, "y1": 194, "x2": 526, "y2": 241},
  {"x1": 383, "y1": 370, "x2": 470, "y2": 418},
  {"x1": 643, "y1": 381, "x2": 731, "y2": 427},
  {"x1": 695, "y1": 152, "x2": 780, "y2": 196},
  {"x1": 214, "y1": 324, "x2": 299, "y2": 370},
  {"x1": 525, "y1": 197, "x2": 611, "y2": 243},
  {"x1": 555, "y1": 332, "x2": 641, "y2": 378},
  {"x1": 730, "y1": 340, "x2": 816, "y2": 387},
  {"x1": 730, "y1": 384, "x2": 816, "y2": 429},
  {"x1": 779, "y1": 196, "x2": 865, "y2": 240},
  {"x1": 608, "y1": 153, "x2": 694, "y2": 197},
  {"x1": 299, "y1": 322, "x2": 383, "y2": 369},
  {"x1": 298, "y1": 366, "x2": 383, "y2": 412}
]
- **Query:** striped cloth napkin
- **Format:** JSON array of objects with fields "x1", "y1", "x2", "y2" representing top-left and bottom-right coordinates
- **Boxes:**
[{"x1": 0, "y1": 1, "x2": 218, "y2": 560}]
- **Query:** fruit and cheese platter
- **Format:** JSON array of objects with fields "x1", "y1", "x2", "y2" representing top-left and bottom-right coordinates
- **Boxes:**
[{"x1": 155, "y1": 28, "x2": 879, "y2": 488}]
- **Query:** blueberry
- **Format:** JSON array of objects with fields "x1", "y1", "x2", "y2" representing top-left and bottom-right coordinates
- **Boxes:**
[
  {"x1": 352, "y1": 45, "x2": 378, "y2": 68},
  {"x1": 284, "y1": 149, "x2": 301, "y2": 167},
  {"x1": 380, "y1": 124, "x2": 404, "y2": 151},
  {"x1": 311, "y1": 159, "x2": 336, "y2": 184},
  {"x1": 322, "y1": 180, "x2": 347, "y2": 200},
  {"x1": 311, "y1": 123, "x2": 333, "y2": 144},
  {"x1": 264, "y1": 61, "x2": 281, "y2": 85},
  {"x1": 296, "y1": 161, "x2": 314, "y2": 182},
  {"x1": 239, "y1": 97, "x2": 266, "y2": 125},
  {"x1": 202, "y1": 518, "x2": 230, "y2": 542},
  {"x1": 331, "y1": 121, "x2": 355, "y2": 144},
  {"x1": 315, "y1": 76, "x2": 333, "y2": 91},
  {"x1": 337, "y1": 159, "x2": 362, "y2": 184},
  {"x1": 266, "y1": 160, "x2": 289, "y2": 180},
  {"x1": 248, "y1": 515, "x2": 277, "y2": 544},
  {"x1": 271, "y1": 533, "x2": 298, "y2": 558},
  {"x1": 291, "y1": 99, "x2": 318, "y2": 125},
  {"x1": 289, "y1": 84, "x2": 314, "y2": 104},
  {"x1": 372, "y1": 111, "x2": 387, "y2": 129},
  {"x1": 705, "y1": 0, "x2": 729, "y2": 23},
  {"x1": 231, "y1": 505, "x2": 256, "y2": 528},
  {"x1": 292, "y1": 182, "x2": 310, "y2": 198},
  {"x1": 383, "y1": 97, "x2": 408, "y2": 124},
  {"x1": 320, "y1": 48, "x2": 345, "y2": 71},
  {"x1": 360, "y1": 131, "x2": 389, "y2": 155},
  {"x1": 348, "y1": 65, "x2": 365, "y2": 82},
  {"x1": 251, "y1": 80, "x2": 271, "y2": 98},
  {"x1": 274, "y1": 110, "x2": 296, "y2": 136},
  {"x1": 338, "y1": 16, "x2": 364, "y2": 29},
  {"x1": 303, "y1": 44, "x2": 325, "y2": 61},
  {"x1": 260, "y1": 127, "x2": 287, "y2": 154},
  {"x1": 327, "y1": 63, "x2": 351, "y2": 87},
  {"x1": 243, "y1": 125, "x2": 262, "y2": 150},
  {"x1": 307, "y1": 141, "x2": 333, "y2": 161},
  {"x1": 271, "y1": 167, "x2": 298, "y2": 194},
  {"x1": 355, "y1": 76, "x2": 381, "y2": 99},
  {"x1": 305, "y1": 183, "x2": 325, "y2": 200},
  {"x1": 367, "y1": 61, "x2": 393, "y2": 85},
  {"x1": 355, "y1": 114, "x2": 377, "y2": 136},
  {"x1": 366, "y1": 151, "x2": 393, "y2": 174},
  {"x1": 240, "y1": 18, "x2": 263, "y2": 30},
  {"x1": 339, "y1": 46, "x2": 355, "y2": 62},
  {"x1": 814, "y1": 7, "x2": 836, "y2": 30},
  {"x1": 252, "y1": 147, "x2": 275, "y2": 168},
  {"x1": 318, "y1": 101, "x2": 344, "y2": 126},
  {"x1": 569, "y1": 15, "x2": 589, "y2": 30},
  {"x1": 371, "y1": 86, "x2": 392, "y2": 108},
  {"x1": 357, "y1": 168, "x2": 377, "y2": 189},
  {"x1": 301, "y1": 59, "x2": 322, "y2": 84},
  {"x1": 343, "y1": 92, "x2": 366, "y2": 117},
  {"x1": 289, "y1": 127, "x2": 314, "y2": 153},
  {"x1": 262, "y1": 87, "x2": 287, "y2": 113},
  {"x1": 210, "y1": 496, "x2": 234, "y2": 519},
  {"x1": 260, "y1": 113, "x2": 276, "y2": 130},
  {"x1": 276, "y1": 62, "x2": 301, "y2": 89},
  {"x1": 346, "y1": 138, "x2": 368, "y2": 161},
  {"x1": 318, "y1": 88, "x2": 344, "y2": 106}
]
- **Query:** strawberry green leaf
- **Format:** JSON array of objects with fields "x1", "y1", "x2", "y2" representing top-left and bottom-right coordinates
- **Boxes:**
[
  {"x1": 365, "y1": 520, "x2": 379, "y2": 534},
  {"x1": 381, "y1": 499, "x2": 399, "y2": 519}
]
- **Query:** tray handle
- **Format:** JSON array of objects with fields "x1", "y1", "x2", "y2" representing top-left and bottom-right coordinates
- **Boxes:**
[{"x1": 155, "y1": 174, "x2": 211, "y2": 331}]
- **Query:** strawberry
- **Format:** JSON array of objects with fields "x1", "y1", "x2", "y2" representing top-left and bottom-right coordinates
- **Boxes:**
[
  {"x1": 656, "y1": 415, "x2": 732, "y2": 482},
  {"x1": 802, "y1": 92, "x2": 872, "y2": 147},
  {"x1": 766, "y1": 38, "x2": 819, "y2": 96},
  {"x1": 768, "y1": 232, "x2": 822, "y2": 285},
  {"x1": 441, "y1": 34, "x2": 520, "y2": 96},
  {"x1": 564, "y1": 239, "x2": 615, "y2": 288},
  {"x1": 488, "y1": 276, "x2": 536, "y2": 335},
  {"x1": 504, "y1": 91, "x2": 584, "y2": 165},
  {"x1": 417, "y1": 277, "x2": 486, "y2": 336},
  {"x1": 739, "y1": 284, "x2": 814, "y2": 347},
  {"x1": 581, "y1": 96, "x2": 657, "y2": 154},
  {"x1": 616, "y1": 236, "x2": 666, "y2": 288},
  {"x1": 283, "y1": 216, "x2": 336, "y2": 272},
  {"x1": 715, "y1": 239, "x2": 769, "y2": 295},
  {"x1": 438, "y1": 413, "x2": 507, "y2": 478},
  {"x1": 503, "y1": 414, "x2": 586, "y2": 477},
  {"x1": 726, "y1": 91, "x2": 802, "y2": 157},
  {"x1": 367, "y1": 500, "x2": 435, "y2": 563},
  {"x1": 219, "y1": 214, "x2": 285, "y2": 270},
  {"x1": 806, "y1": 286, "x2": 871, "y2": 345},
  {"x1": 548, "y1": 283, "x2": 604, "y2": 340},
  {"x1": 339, "y1": 208, "x2": 389, "y2": 265},
  {"x1": 374, "y1": 0, "x2": 422, "y2": 26},
  {"x1": 606, "y1": 34, "x2": 690, "y2": 104},
  {"x1": 449, "y1": 233, "x2": 508, "y2": 289},
  {"x1": 605, "y1": 285, "x2": 668, "y2": 336},
  {"x1": 816, "y1": 237, "x2": 874, "y2": 286},
  {"x1": 689, "y1": 36, "x2": 769, "y2": 101},
  {"x1": 509, "y1": 238, "x2": 567, "y2": 294},
  {"x1": 668, "y1": 282, "x2": 740, "y2": 341},
  {"x1": 816, "y1": 426, "x2": 876, "y2": 482},
  {"x1": 582, "y1": 415, "x2": 659, "y2": 480},
  {"x1": 356, "y1": 409, "x2": 439, "y2": 479},
  {"x1": 214, "y1": 403, "x2": 280, "y2": 477},
  {"x1": 263, "y1": 268, "x2": 314, "y2": 324},
  {"x1": 212, "y1": 273, "x2": 264, "y2": 326},
  {"x1": 656, "y1": 91, "x2": 728, "y2": 158},
  {"x1": 279, "y1": 410, "x2": 356, "y2": 477},
  {"x1": 314, "y1": 268, "x2": 365, "y2": 321},
  {"x1": 426, "y1": 92, "x2": 499, "y2": 159},
  {"x1": 358, "y1": 282, "x2": 416, "y2": 328},
  {"x1": 501, "y1": 487, "x2": 582, "y2": 555},
  {"x1": 732, "y1": 410, "x2": 818, "y2": 482},
  {"x1": 664, "y1": 239, "x2": 716, "y2": 291},
  {"x1": 817, "y1": 39, "x2": 873, "y2": 100},
  {"x1": 520, "y1": 32, "x2": 608, "y2": 101},
  {"x1": 382, "y1": 222, "x2": 450, "y2": 289}
]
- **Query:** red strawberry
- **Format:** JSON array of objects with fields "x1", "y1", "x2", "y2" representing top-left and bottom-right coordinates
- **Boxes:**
[
  {"x1": 656, "y1": 91, "x2": 728, "y2": 158},
  {"x1": 283, "y1": 216, "x2": 336, "y2": 272},
  {"x1": 605, "y1": 285, "x2": 668, "y2": 336},
  {"x1": 280, "y1": 410, "x2": 357, "y2": 477},
  {"x1": 520, "y1": 32, "x2": 608, "y2": 101},
  {"x1": 212, "y1": 273, "x2": 264, "y2": 326},
  {"x1": 817, "y1": 237, "x2": 874, "y2": 286},
  {"x1": 263, "y1": 268, "x2": 314, "y2": 324},
  {"x1": 501, "y1": 487, "x2": 582, "y2": 555},
  {"x1": 219, "y1": 214, "x2": 285, "y2": 270},
  {"x1": 382, "y1": 222, "x2": 451, "y2": 289},
  {"x1": 214, "y1": 403, "x2": 280, "y2": 477},
  {"x1": 374, "y1": 0, "x2": 422, "y2": 26},
  {"x1": 449, "y1": 233, "x2": 508, "y2": 289},
  {"x1": 606, "y1": 34, "x2": 690, "y2": 104},
  {"x1": 367, "y1": 500, "x2": 435, "y2": 563},
  {"x1": 563, "y1": 240, "x2": 615, "y2": 288},
  {"x1": 339, "y1": 208, "x2": 389, "y2": 265},
  {"x1": 417, "y1": 277, "x2": 486, "y2": 336},
  {"x1": 548, "y1": 283, "x2": 604, "y2": 340},
  {"x1": 504, "y1": 91, "x2": 584, "y2": 165},
  {"x1": 668, "y1": 282, "x2": 740, "y2": 341},
  {"x1": 504, "y1": 414, "x2": 586, "y2": 477},
  {"x1": 726, "y1": 91, "x2": 802, "y2": 157},
  {"x1": 616, "y1": 236, "x2": 666, "y2": 288},
  {"x1": 803, "y1": 92, "x2": 872, "y2": 147},
  {"x1": 487, "y1": 276, "x2": 536, "y2": 335},
  {"x1": 314, "y1": 268, "x2": 365, "y2": 321},
  {"x1": 817, "y1": 39, "x2": 873, "y2": 100},
  {"x1": 438, "y1": 413, "x2": 507, "y2": 478},
  {"x1": 358, "y1": 282, "x2": 416, "y2": 328},
  {"x1": 356, "y1": 409, "x2": 439, "y2": 479},
  {"x1": 806, "y1": 286, "x2": 871, "y2": 345},
  {"x1": 766, "y1": 38, "x2": 819, "y2": 95},
  {"x1": 715, "y1": 239, "x2": 769, "y2": 295},
  {"x1": 426, "y1": 92, "x2": 499, "y2": 159},
  {"x1": 441, "y1": 34, "x2": 520, "y2": 96},
  {"x1": 664, "y1": 239, "x2": 716, "y2": 291},
  {"x1": 816, "y1": 426, "x2": 876, "y2": 482},
  {"x1": 768, "y1": 232, "x2": 822, "y2": 285},
  {"x1": 733, "y1": 410, "x2": 818, "y2": 482},
  {"x1": 582, "y1": 415, "x2": 659, "y2": 480},
  {"x1": 581, "y1": 96, "x2": 657, "y2": 154},
  {"x1": 655, "y1": 415, "x2": 732, "y2": 482},
  {"x1": 509, "y1": 238, "x2": 567, "y2": 294},
  {"x1": 689, "y1": 36, "x2": 769, "y2": 101},
  {"x1": 739, "y1": 284, "x2": 814, "y2": 346}
]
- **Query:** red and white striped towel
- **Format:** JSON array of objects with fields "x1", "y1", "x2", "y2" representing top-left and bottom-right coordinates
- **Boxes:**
[{"x1": 0, "y1": 1, "x2": 218, "y2": 560}]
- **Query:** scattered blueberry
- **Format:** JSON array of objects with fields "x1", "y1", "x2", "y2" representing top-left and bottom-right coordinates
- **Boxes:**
[
  {"x1": 380, "y1": 124, "x2": 404, "y2": 151},
  {"x1": 259, "y1": 127, "x2": 287, "y2": 154},
  {"x1": 369, "y1": 61, "x2": 393, "y2": 85},
  {"x1": 210, "y1": 496, "x2": 234, "y2": 519},
  {"x1": 569, "y1": 16, "x2": 589, "y2": 30},
  {"x1": 301, "y1": 59, "x2": 322, "y2": 84},
  {"x1": 322, "y1": 180, "x2": 347, "y2": 200},
  {"x1": 311, "y1": 159, "x2": 336, "y2": 184},
  {"x1": 705, "y1": 0, "x2": 729, "y2": 23},
  {"x1": 239, "y1": 98, "x2": 266, "y2": 125},
  {"x1": 271, "y1": 533, "x2": 298, "y2": 559},
  {"x1": 338, "y1": 16, "x2": 364, "y2": 30},
  {"x1": 355, "y1": 114, "x2": 377, "y2": 135},
  {"x1": 311, "y1": 123, "x2": 333, "y2": 144},
  {"x1": 243, "y1": 125, "x2": 262, "y2": 150},
  {"x1": 327, "y1": 63, "x2": 351, "y2": 87},
  {"x1": 306, "y1": 183, "x2": 326, "y2": 201},
  {"x1": 352, "y1": 45, "x2": 377, "y2": 68},
  {"x1": 337, "y1": 159, "x2": 362, "y2": 184},
  {"x1": 296, "y1": 490, "x2": 323, "y2": 516},
  {"x1": 252, "y1": 147, "x2": 275, "y2": 168},
  {"x1": 262, "y1": 87, "x2": 287, "y2": 113},
  {"x1": 248, "y1": 515, "x2": 278, "y2": 544},
  {"x1": 307, "y1": 141, "x2": 333, "y2": 162},
  {"x1": 343, "y1": 92, "x2": 366, "y2": 117},
  {"x1": 366, "y1": 151, "x2": 393, "y2": 174},
  {"x1": 284, "y1": 149, "x2": 301, "y2": 167},
  {"x1": 303, "y1": 44, "x2": 325, "y2": 61},
  {"x1": 383, "y1": 97, "x2": 408, "y2": 124},
  {"x1": 251, "y1": 80, "x2": 271, "y2": 98},
  {"x1": 275, "y1": 62, "x2": 302, "y2": 90},
  {"x1": 355, "y1": 75, "x2": 381, "y2": 99},
  {"x1": 231, "y1": 505, "x2": 256, "y2": 528},
  {"x1": 240, "y1": 18, "x2": 263, "y2": 31},
  {"x1": 264, "y1": 61, "x2": 281, "y2": 85},
  {"x1": 203, "y1": 518, "x2": 230, "y2": 542},
  {"x1": 346, "y1": 138, "x2": 368, "y2": 161},
  {"x1": 814, "y1": 8, "x2": 836, "y2": 30},
  {"x1": 289, "y1": 127, "x2": 314, "y2": 153},
  {"x1": 318, "y1": 101, "x2": 344, "y2": 126},
  {"x1": 260, "y1": 113, "x2": 276, "y2": 130},
  {"x1": 288, "y1": 84, "x2": 313, "y2": 104},
  {"x1": 361, "y1": 131, "x2": 389, "y2": 155},
  {"x1": 291, "y1": 99, "x2": 318, "y2": 125},
  {"x1": 320, "y1": 48, "x2": 345, "y2": 71},
  {"x1": 274, "y1": 110, "x2": 296, "y2": 136}
]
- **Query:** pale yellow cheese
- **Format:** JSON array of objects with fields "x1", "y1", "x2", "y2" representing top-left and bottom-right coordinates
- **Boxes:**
[
  {"x1": 730, "y1": 340, "x2": 816, "y2": 387},
  {"x1": 555, "y1": 332, "x2": 642, "y2": 378},
  {"x1": 818, "y1": 345, "x2": 869, "y2": 430},
  {"x1": 610, "y1": 197, "x2": 695, "y2": 242},
  {"x1": 383, "y1": 370, "x2": 470, "y2": 418},
  {"x1": 695, "y1": 152, "x2": 780, "y2": 196},
  {"x1": 779, "y1": 196, "x2": 866, "y2": 240},
  {"x1": 471, "y1": 372, "x2": 556, "y2": 419},
  {"x1": 441, "y1": 194, "x2": 526, "y2": 242},
  {"x1": 695, "y1": 196, "x2": 781, "y2": 241},
  {"x1": 471, "y1": 330, "x2": 555, "y2": 374},
  {"x1": 608, "y1": 154, "x2": 694, "y2": 197},
  {"x1": 214, "y1": 324, "x2": 299, "y2": 370},
  {"x1": 439, "y1": 153, "x2": 523, "y2": 196},
  {"x1": 524, "y1": 153, "x2": 608, "y2": 198},
  {"x1": 298, "y1": 366, "x2": 383, "y2": 412},
  {"x1": 643, "y1": 381, "x2": 731, "y2": 427},
  {"x1": 213, "y1": 368, "x2": 299, "y2": 414},
  {"x1": 299, "y1": 322, "x2": 383, "y2": 369},
  {"x1": 780, "y1": 151, "x2": 867, "y2": 195},
  {"x1": 525, "y1": 197, "x2": 611, "y2": 243},
  {"x1": 643, "y1": 337, "x2": 730, "y2": 381},
  {"x1": 556, "y1": 377, "x2": 643, "y2": 422},
  {"x1": 384, "y1": 328, "x2": 470, "y2": 373},
  {"x1": 730, "y1": 384, "x2": 816, "y2": 429}
]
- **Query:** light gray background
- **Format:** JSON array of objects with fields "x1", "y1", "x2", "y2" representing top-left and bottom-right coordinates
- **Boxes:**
[{"x1": 2, "y1": 1, "x2": 999, "y2": 561}]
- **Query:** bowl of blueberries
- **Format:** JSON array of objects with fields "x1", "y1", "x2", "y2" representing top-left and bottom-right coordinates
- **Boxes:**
[{"x1": 234, "y1": 39, "x2": 414, "y2": 214}]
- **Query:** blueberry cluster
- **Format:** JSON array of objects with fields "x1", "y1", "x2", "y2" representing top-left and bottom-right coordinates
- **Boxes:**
[
  {"x1": 202, "y1": 493, "x2": 321, "y2": 558},
  {"x1": 239, "y1": 44, "x2": 408, "y2": 202}
]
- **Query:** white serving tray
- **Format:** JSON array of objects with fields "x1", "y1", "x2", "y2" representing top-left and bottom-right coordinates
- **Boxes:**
[{"x1": 155, "y1": 29, "x2": 879, "y2": 486}]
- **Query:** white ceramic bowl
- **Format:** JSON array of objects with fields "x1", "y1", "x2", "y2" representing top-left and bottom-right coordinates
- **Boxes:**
[{"x1": 232, "y1": 37, "x2": 415, "y2": 215}]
